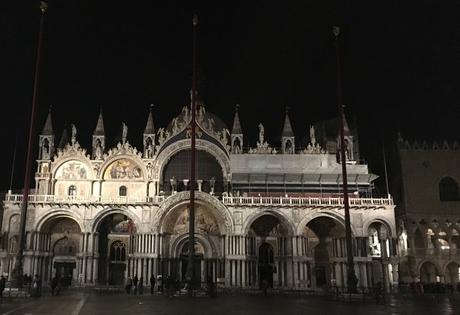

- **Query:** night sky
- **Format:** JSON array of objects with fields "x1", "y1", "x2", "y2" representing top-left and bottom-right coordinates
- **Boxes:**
[{"x1": 1, "y1": 1, "x2": 460, "y2": 192}]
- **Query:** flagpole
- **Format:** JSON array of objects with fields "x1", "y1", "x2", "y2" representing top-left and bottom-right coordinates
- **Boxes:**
[
  {"x1": 13, "y1": 1, "x2": 48, "y2": 288},
  {"x1": 333, "y1": 26, "x2": 358, "y2": 293},
  {"x1": 187, "y1": 14, "x2": 198, "y2": 294}
]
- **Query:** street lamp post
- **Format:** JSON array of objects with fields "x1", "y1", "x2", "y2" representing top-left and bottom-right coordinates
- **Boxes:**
[
  {"x1": 332, "y1": 26, "x2": 358, "y2": 293},
  {"x1": 12, "y1": 1, "x2": 48, "y2": 288}
]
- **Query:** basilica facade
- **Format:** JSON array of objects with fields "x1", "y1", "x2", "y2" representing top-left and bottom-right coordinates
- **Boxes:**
[{"x1": 1, "y1": 104, "x2": 396, "y2": 291}]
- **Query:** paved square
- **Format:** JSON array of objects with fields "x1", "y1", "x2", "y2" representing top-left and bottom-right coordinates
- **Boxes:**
[{"x1": 1, "y1": 293, "x2": 460, "y2": 315}]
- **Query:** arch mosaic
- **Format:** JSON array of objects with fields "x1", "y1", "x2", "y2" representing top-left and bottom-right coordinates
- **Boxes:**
[
  {"x1": 8, "y1": 214, "x2": 20, "y2": 234},
  {"x1": 153, "y1": 191, "x2": 234, "y2": 234},
  {"x1": 35, "y1": 209, "x2": 84, "y2": 233},
  {"x1": 52, "y1": 157, "x2": 95, "y2": 180},
  {"x1": 152, "y1": 139, "x2": 231, "y2": 182},
  {"x1": 91, "y1": 207, "x2": 142, "y2": 233},
  {"x1": 101, "y1": 156, "x2": 145, "y2": 180},
  {"x1": 242, "y1": 210, "x2": 295, "y2": 236},
  {"x1": 295, "y1": 211, "x2": 357, "y2": 236}
]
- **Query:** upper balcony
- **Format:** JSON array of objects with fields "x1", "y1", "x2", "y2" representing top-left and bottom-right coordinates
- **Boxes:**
[
  {"x1": 4, "y1": 193, "x2": 165, "y2": 205},
  {"x1": 4, "y1": 192, "x2": 393, "y2": 208},
  {"x1": 221, "y1": 195, "x2": 393, "y2": 208}
]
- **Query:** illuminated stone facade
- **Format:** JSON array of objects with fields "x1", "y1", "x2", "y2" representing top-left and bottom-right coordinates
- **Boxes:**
[{"x1": 1, "y1": 105, "x2": 395, "y2": 291}]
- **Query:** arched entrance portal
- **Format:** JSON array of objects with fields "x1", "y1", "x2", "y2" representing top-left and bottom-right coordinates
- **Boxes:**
[
  {"x1": 97, "y1": 213, "x2": 134, "y2": 285},
  {"x1": 179, "y1": 241, "x2": 204, "y2": 286},
  {"x1": 420, "y1": 261, "x2": 438, "y2": 284},
  {"x1": 258, "y1": 243, "x2": 275, "y2": 287},
  {"x1": 161, "y1": 202, "x2": 224, "y2": 288},
  {"x1": 445, "y1": 262, "x2": 460, "y2": 285},
  {"x1": 249, "y1": 214, "x2": 289, "y2": 288},
  {"x1": 41, "y1": 217, "x2": 81, "y2": 286},
  {"x1": 304, "y1": 216, "x2": 345, "y2": 289}
]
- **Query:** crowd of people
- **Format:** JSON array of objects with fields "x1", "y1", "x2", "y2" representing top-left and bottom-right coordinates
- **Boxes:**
[{"x1": 124, "y1": 274, "x2": 216, "y2": 297}]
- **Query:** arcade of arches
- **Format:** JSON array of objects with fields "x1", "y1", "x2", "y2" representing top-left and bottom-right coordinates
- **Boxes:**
[{"x1": 2, "y1": 208, "x2": 400, "y2": 291}]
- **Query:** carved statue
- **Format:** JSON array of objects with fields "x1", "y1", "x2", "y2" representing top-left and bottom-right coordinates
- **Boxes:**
[
  {"x1": 157, "y1": 128, "x2": 165, "y2": 144},
  {"x1": 42, "y1": 138, "x2": 50, "y2": 159},
  {"x1": 122, "y1": 122, "x2": 128, "y2": 143},
  {"x1": 258, "y1": 123, "x2": 264, "y2": 144},
  {"x1": 309, "y1": 125, "x2": 316, "y2": 146},
  {"x1": 145, "y1": 142, "x2": 154, "y2": 158},
  {"x1": 94, "y1": 139, "x2": 103, "y2": 159},
  {"x1": 171, "y1": 118, "x2": 179, "y2": 134},
  {"x1": 71, "y1": 124, "x2": 77, "y2": 144},
  {"x1": 221, "y1": 128, "x2": 229, "y2": 145}
]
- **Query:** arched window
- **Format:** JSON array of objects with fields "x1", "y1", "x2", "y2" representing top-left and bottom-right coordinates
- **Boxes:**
[
  {"x1": 119, "y1": 186, "x2": 127, "y2": 196},
  {"x1": 439, "y1": 177, "x2": 460, "y2": 201},
  {"x1": 110, "y1": 241, "x2": 126, "y2": 262},
  {"x1": 68, "y1": 185, "x2": 77, "y2": 196}
]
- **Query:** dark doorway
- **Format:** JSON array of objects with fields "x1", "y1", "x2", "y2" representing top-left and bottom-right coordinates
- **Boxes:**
[
  {"x1": 181, "y1": 254, "x2": 202, "y2": 287},
  {"x1": 258, "y1": 242, "x2": 274, "y2": 288},
  {"x1": 109, "y1": 263, "x2": 126, "y2": 285},
  {"x1": 54, "y1": 262, "x2": 75, "y2": 286}
]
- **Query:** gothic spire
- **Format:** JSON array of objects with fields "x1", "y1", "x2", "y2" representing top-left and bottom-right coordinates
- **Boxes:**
[
  {"x1": 231, "y1": 104, "x2": 242, "y2": 134},
  {"x1": 93, "y1": 107, "x2": 105, "y2": 136},
  {"x1": 58, "y1": 123, "x2": 69, "y2": 148},
  {"x1": 144, "y1": 104, "x2": 155, "y2": 134},
  {"x1": 41, "y1": 107, "x2": 53, "y2": 135},
  {"x1": 281, "y1": 108, "x2": 294, "y2": 137}
]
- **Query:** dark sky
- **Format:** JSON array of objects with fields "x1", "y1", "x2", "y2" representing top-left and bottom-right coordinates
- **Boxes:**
[{"x1": 1, "y1": 1, "x2": 460, "y2": 192}]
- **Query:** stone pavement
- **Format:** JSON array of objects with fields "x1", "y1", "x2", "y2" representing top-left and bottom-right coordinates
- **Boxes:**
[{"x1": 0, "y1": 292, "x2": 459, "y2": 315}]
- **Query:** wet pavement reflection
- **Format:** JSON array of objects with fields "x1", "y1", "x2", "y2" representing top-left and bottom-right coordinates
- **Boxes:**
[{"x1": 1, "y1": 293, "x2": 459, "y2": 315}]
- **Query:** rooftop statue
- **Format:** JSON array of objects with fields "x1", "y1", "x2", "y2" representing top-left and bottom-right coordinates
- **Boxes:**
[
  {"x1": 71, "y1": 124, "x2": 77, "y2": 145},
  {"x1": 122, "y1": 122, "x2": 128, "y2": 143}
]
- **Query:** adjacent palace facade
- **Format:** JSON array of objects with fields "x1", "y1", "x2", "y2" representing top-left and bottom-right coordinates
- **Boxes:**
[{"x1": 1, "y1": 104, "x2": 396, "y2": 291}]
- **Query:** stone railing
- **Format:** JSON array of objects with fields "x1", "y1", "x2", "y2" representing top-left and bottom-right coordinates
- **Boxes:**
[
  {"x1": 221, "y1": 196, "x2": 393, "y2": 207},
  {"x1": 4, "y1": 194, "x2": 165, "y2": 205},
  {"x1": 4, "y1": 193, "x2": 393, "y2": 208}
]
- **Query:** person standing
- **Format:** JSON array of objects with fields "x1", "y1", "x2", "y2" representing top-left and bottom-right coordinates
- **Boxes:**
[
  {"x1": 125, "y1": 276, "x2": 133, "y2": 294},
  {"x1": 150, "y1": 274, "x2": 156, "y2": 295},
  {"x1": 0, "y1": 275, "x2": 6, "y2": 298},
  {"x1": 51, "y1": 276, "x2": 58, "y2": 296},
  {"x1": 157, "y1": 275, "x2": 163, "y2": 294},
  {"x1": 133, "y1": 275, "x2": 138, "y2": 295},
  {"x1": 138, "y1": 277, "x2": 144, "y2": 295}
]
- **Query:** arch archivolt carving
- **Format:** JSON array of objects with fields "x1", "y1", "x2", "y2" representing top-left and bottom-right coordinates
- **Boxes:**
[
  {"x1": 169, "y1": 233, "x2": 217, "y2": 258},
  {"x1": 295, "y1": 210, "x2": 357, "y2": 236},
  {"x1": 35, "y1": 208, "x2": 84, "y2": 233},
  {"x1": 362, "y1": 217, "x2": 394, "y2": 238},
  {"x1": 242, "y1": 209, "x2": 295, "y2": 236},
  {"x1": 152, "y1": 139, "x2": 231, "y2": 182},
  {"x1": 153, "y1": 191, "x2": 234, "y2": 234},
  {"x1": 91, "y1": 207, "x2": 142, "y2": 233}
]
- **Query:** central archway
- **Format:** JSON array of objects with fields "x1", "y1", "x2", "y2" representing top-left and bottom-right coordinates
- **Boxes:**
[
  {"x1": 95, "y1": 213, "x2": 135, "y2": 285},
  {"x1": 248, "y1": 214, "x2": 290, "y2": 288},
  {"x1": 40, "y1": 216, "x2": 82, "y2": 286},
  {"x1": 156, "y1": 193, "x2": 229, "y2": 286},
  {"x1": 304, "y1": 216, "x2": 346, "y2": 289}
]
